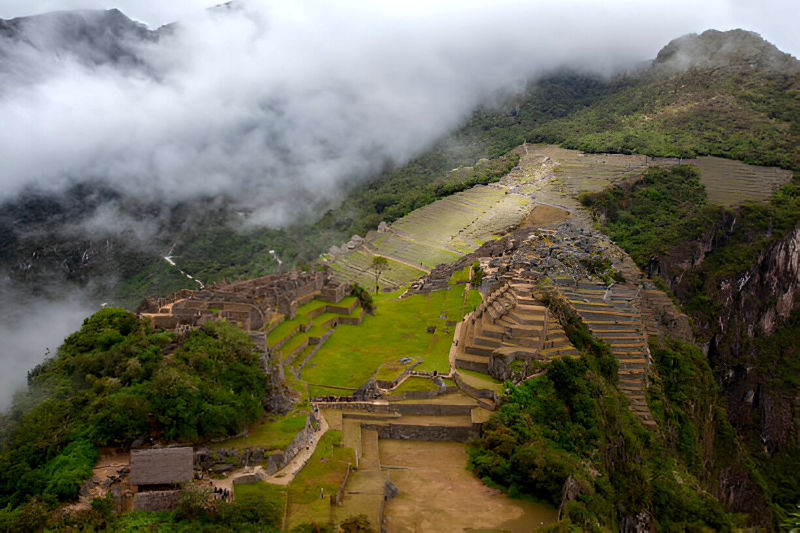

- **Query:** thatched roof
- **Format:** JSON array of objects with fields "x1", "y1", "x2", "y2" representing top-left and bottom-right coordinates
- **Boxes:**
[
  {"x1": 130, "y1": 447, "x2": 194, "y2": 486},
  {"x1": 133, "y1": 490, "x2": 182, "y2": 512}
]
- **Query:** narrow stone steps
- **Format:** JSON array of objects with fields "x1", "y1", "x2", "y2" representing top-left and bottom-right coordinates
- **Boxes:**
[
  {"x1": 593, "y1": 333, "x2": 641, "y2": 340},
  {"x1": 464, "y1": 344, "x2": 494, "y2": 357},
  {"x1": 585, "y1": 319, "x2": 641, "y2": 327},
  {"x1": 609, "y1": 346, "x2": 646, "y2": 354},
  {"x1": 507, "y1": 312, "x2": 545, "y2": 326},
  {"x1": 578, "y1": 308, "x2": 641, "y2": 318},
  {"x1": 541, "y1": 346, "x2": 580, "y2": 358},
  {"x1": 472, "y1": 336, "x2": 502, "y2": 348}
]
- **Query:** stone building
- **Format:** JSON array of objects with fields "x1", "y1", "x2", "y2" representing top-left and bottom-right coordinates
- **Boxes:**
[{"x1": 130, "y1": 447, "x2": 194, "y2": 512}]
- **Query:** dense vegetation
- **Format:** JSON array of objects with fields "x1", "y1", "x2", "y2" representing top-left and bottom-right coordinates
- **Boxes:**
[
  {"x1": 581, "y1": 163, "x2": 800, "y2": 524},
  {"x1": 578, "y1": 165, "x2": 722, "y2": 265},
  {"x1": 468, "y1": 301, "x2": 736, "y2": 530},
  {"x1": 0, "y1": 309, "x2": 271, "y2": 528}
]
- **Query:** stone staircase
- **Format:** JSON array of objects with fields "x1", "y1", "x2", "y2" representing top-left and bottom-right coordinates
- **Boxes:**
[{"x1": 553, "y1": 280, "x2": 656, "y2": 427}]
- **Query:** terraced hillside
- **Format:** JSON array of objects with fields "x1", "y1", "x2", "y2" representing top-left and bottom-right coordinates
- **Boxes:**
[
  {"x1": 324, "y1": 178, "x2": 533, "y2": 290},
  {"x1": 454, "y1": 279, "x2": 579, "y2": 377},
  {"x1": 688, "y1": 156, "x2": 793, "y2": 206},
  {"x1": 551, "y1": 279, "x2": 655, "y2": 426}
]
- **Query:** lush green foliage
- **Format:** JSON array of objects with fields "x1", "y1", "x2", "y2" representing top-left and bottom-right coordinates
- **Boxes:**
[
  {"x1": 0, "y1": 308, "x2": 270, "y2": 520},
  {"x1": 580, "y1": 165, "x2": 722, "y2": 266},
  {"x1": 585, "y1": 159, "x2": 800, "y2": 526},
  {"x1": 527, "y1": 69, "x2": 800, "y2": 170},
  {"x1": 469, "y1": 298, "x2": 732, "y2": 530}
]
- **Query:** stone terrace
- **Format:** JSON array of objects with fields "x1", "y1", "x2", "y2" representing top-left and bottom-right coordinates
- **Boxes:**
[{"x1": 454, "y1": 279, "x2": 579, "y2": 381}]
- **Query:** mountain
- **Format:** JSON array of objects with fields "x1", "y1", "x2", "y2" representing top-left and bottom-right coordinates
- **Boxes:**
[
  {"x1": 0, "y1": 9, "x2": 157, "y2": 83},
  {"x1": 0, "y1": 13, "x2": 798, "y2": 530}
]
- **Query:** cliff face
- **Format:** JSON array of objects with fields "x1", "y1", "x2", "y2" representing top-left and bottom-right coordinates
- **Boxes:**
[{"x1": 653, "y1": 218, "x2": 799, "y2": 452}]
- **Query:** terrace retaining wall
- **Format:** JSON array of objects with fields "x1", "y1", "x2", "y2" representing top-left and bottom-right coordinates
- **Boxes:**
[
  {"x1": 265, "y1": 412, "x2": 319, "y2": 475},
  {"x1": 362, "y1": 423, "x2": 475, "y2": 442}
]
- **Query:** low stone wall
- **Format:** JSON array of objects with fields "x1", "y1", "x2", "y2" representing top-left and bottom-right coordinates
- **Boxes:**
[
  {"x1": 363, "y1": 423, "x2": 475, "y2": 442},
  {"x1": 453, "y1": 372, "x2": 499, "y2": 406},
  {"x1": 393, "y1": 403, "x2": 473, "y2": 416},
  {"x1": 455, "y1": 358, "x2": 489, "y2": 373},
  {"x1": 265, "y1": 412, "x2": 319, "y2": 475},
  {"x1": 376, "y1": 362, "x2": 421, "y2": 389},
  {"x1": 314, "y1": 402, "x2": 397, "y2": 414},
  {"x1": 133, "y1": 490, "x2": 181, "y2": 512},
  {"x1": 338, "y1": 310, "x2": 364, "y2": 325},
  {"x1": 295, "y1": 330, "x2": 335, "y2": 376},
  {"x1": 282, "y1": 337, "x2": 310, "y2": 367},
  {"x1": 271, "y1": 324, "x2": 300, "y2": 350},
  {"x1": 330, "y1": 463, "x2": 352, "y2": 505},
  {"x1": 390, "y1": 385, "x2": 458, "y2": 401},
  {"x1": 325, "y1": 300, "x2": 358, "y2": 315},
  {"x1": 233, "y1": 473, "x2": 262, "y2": 485}
]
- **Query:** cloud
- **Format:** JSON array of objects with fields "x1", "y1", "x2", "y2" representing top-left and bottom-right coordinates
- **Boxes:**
[
  {"x1": 0, "y1": 283, "x2": 96, "y2": 410},
  {"x1": 2, "y1": 0, "x2": 788, "y2": 228}
]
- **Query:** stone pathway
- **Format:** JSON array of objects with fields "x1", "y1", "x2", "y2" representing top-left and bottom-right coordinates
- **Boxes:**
[{"x1": 221, "y1": 413, "x2": 330, "y2": 492}]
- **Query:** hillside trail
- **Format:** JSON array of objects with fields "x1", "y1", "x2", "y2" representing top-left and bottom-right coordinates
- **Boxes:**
[{"x1": 208, "y1": 413, "x2": 330, "y2": 494}]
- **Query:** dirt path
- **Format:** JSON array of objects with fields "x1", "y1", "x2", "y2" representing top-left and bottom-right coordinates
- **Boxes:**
[
  {"x1": 262, "y1": 413, "x2": 329, "y2": 486},
  {"x1": 210, "y1": 413, "x2": 330, "y2": 495}
]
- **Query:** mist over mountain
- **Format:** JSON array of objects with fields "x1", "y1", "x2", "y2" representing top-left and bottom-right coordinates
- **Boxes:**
[{"x1": 0, "y1": 1, "x2": 750, "y2": 225}]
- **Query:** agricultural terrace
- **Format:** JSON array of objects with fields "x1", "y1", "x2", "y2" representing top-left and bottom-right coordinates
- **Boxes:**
[
  {"x1": 688, "y1": 156, "x2": 793, "y2": 206},
  {"x1": 300, "y1": 283, "x2": 481, "y2": 398},
  {"x1": 326, "y1": 180, "x2": 534, "y2": 290},
  {"x1": 327, "y1": 249, "x2": 427, "y2": 292}
]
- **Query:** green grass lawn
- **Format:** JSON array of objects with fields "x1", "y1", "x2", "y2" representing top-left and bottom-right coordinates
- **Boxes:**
[
  {"x1": 286, "y1": 430, "x2": 354, "y2": 529},
  {"x1": 448, "y1": 266, "x2": 471, "y2": 284},
  {"x1": 374, "y1": 358, "x2": 416, "y2": 382},
  {"x1": 233, "y1": 481, "x2": 286, "y2": 521},
  {"x1": 311, "y1": 312, "x2": 339, "y2": 327},
  {"x1": 457, "y1": 367, "x2": 502, "y2": 384},
  {"x1": 392, "y1": 376, "x2": 456, "y2": 394},
  {"x1": 299, "y1": 289, "x2": 454, "y2": 390},
  {"x1": 296, "y1": 298, "x2": 328, "y2": 316},
  {"x1": 444, "y1": 284, "x2": 467, "y2": 322},
  {"x1": 464, "y1": 288, "x2": 482, "y2": 313},
  {"x1": 210, "y1": 413, "x2": 308, "y2": 452},
  {"x1": 266, "y1": 316, "x2": 308, "y2": 347}
]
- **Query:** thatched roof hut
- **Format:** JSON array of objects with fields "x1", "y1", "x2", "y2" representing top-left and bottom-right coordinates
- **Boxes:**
[{"x1": 130, "y1": 447, "x2": 194, "y2": 486}]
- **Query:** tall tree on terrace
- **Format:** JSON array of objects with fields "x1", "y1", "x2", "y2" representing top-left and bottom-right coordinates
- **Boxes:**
[{"x1": 370, "y1": 256, "x2": 388, "y2": 294}]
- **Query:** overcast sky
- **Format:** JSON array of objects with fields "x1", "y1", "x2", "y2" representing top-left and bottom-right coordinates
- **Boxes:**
[{"x1": 0, "y1": 0, "x2": 798, "y2": 58}]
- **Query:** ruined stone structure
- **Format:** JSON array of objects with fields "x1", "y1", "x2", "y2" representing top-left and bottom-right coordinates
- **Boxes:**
[
  {"x1": 138, "y1": 269, "x2": 348, "y2": 333},
  {"x1": 455, "y1": 279, "x2": 579, "y2": 380}
]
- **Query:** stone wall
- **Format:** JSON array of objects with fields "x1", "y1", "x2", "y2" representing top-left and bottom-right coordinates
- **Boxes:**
[
  {"x1": 338, "y1": 308, "x2": 364, "y2": 325},
  {"x1": 232, "y1": 473, "x2": 262, "y2": 485},
  {"x1": 375, "y1": 362, "x2": 421, "y2": 390},
  {"x1": 362, "y1": 423, "x2": 475, "y2": 442},
  {"x1": 265, "y1": 412, "x2": 319, "y2": 475},
  {"x1": 393, "y1": 403, "x2": 473, "y2": 416},
  {"x1": 389, "y1": 385, "x2": 458, "y2": 401},
  {"x1": 133, "y1": 490, "x2": 181, "y2": 512},
  {"x1": 330, "y1": 463, "x2": 353, "y2": 505},
  {"x1": 452, "y1": 371, "x2": 498, "y2": 407}
]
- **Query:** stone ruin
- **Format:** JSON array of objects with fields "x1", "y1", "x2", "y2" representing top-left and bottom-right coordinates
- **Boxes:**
[{"x1": 138, "y1": 269, "x2": 349, "y2": 334}]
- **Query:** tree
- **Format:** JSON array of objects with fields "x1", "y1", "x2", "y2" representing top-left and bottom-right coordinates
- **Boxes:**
[{"x1": 370, "y1": 256, "x2": 388, "y2": 293}]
